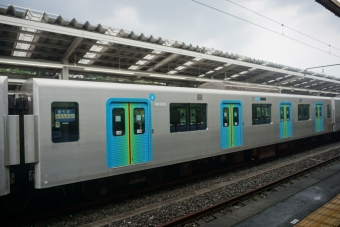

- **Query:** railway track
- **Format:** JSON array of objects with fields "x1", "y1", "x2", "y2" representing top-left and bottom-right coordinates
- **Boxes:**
[
  {"x1": 159, "y1": 155, "x2": 340, "y2": 227},
  {"x1": 1, "y1": 140, "x2": 340, "y2": 227}
]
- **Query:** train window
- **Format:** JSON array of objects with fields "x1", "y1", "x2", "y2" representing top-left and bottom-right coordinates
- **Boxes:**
[
  {"x1": 51, "y1": 102, "x2": 79, "y2": 143},
  {"x1": 223, "y1": 107, "x2": 229, "y2": 127},
  {"x1": 252, "y1": 104, "x2": 271, "y2": 125},
  {"x1": 286, "y1": 107, "x2": 290, "y2": 121},
  {"x1": 327, "y1": 104, "x2": 331, "y2": 118},
  {"x1": 112, "y1": 108, "x2": 125, "y2": 136},
  {"x1": 233, "y1": 107, "x2": 239, "y2": 126},
  {"x1": 315, "y1": 107, "x2": 318, "y2": 118},
  {"x1": 280, "y1": 107, "x2": 284, "y2": 122},
  {"x1": 170, "y1": 103, "x2": 207, "y2": 133},
  {"x1": 298, "y1": 104, "x2": 310, "y2": 121},
  {"x1": 133, "y1": 108, "x2": 145, "y2": 134}
]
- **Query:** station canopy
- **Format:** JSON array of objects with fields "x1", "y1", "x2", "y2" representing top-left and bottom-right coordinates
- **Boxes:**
[{"x1": 0, "y1": 4, "x2": 340, "y2": 96}]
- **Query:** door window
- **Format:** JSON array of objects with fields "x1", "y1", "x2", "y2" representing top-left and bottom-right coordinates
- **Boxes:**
[
  {"x1": 112, "y1": 108, "x2": 125, "y2": 136},
  {"x1": 223, "y1": 107, "x2": 229, "y2": 127},
  {"x1": 133, "y1": 108, "x2": 145, "y2": 134},
  {"x1": 233, "y1": 107, "x2": 239, "y2": 126},
  {"x1": 286, "y1": 107, "x2": 290, "y2": 121}
]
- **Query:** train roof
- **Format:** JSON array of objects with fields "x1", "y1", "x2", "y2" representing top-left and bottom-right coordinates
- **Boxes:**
[
  {"x1": 0, "y1": 5, "x2": 339, "y2": 97},
  {"x1": 22, "y1": 78, "x2": 333, "y2": 100}
]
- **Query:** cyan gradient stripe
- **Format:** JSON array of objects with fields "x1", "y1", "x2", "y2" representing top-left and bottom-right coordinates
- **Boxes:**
[
  {"x1": 130, "y1": 103, "x2": 149, "y2": 164},
  {"x1": 106, "y1": 99, "x2": 152, "y2": 168},
  {"x1": 221, "y1": 101, "x2": 243, "y2": 149},
  {"x1": 107, "y1": 103, "x2": 129, "y2": 168},
  {"x1": 279, "y1": 103, "x2": 292, "y2": 139},
  {"x1": 315, "y1": 103, "x2": 324, "y2": 132},
  {"x1": 232, "y1": 104, "x2": 241, "y2": 147}
]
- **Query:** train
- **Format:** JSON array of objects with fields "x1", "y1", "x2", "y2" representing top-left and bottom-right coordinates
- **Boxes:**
[{"x1": 1, "y1": 75, "x2": 340, "y2": 198}]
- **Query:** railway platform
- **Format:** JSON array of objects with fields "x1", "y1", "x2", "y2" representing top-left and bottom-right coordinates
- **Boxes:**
[{"x1": 203, "y1": 162, "x2": 340, "y2": 227}]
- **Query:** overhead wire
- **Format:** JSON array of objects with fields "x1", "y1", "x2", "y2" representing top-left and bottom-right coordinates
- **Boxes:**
[
  {"x1": 191, "y1": 0, "x2": 340, "y2": 60},
  {"x1": 224, "y1": 0, "x2": 340, "y2": 52}
]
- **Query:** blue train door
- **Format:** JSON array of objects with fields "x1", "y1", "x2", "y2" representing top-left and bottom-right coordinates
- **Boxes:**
[
  {"x1": 279, "y1": 103, "x2": 293, "y2": 138},
  {"x1": 107, "y1": 101, "x2": 151, "y2": 168},
  {"x1": 221, "y1": 102, "x2": 243, "y2": 149},
  {"x1": 315, "y1": 104, "x2": 324, "y2": 132}
]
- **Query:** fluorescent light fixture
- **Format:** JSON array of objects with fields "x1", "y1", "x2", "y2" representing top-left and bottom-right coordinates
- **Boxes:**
[
  {"x1": 214, "y1": 66, "x2": 223, "y2": 70},
  {"x1": 176, "y1": 66, "x2": 186, "y2": 70},
  {"x1": 183, "y1": 61, "x2": 193, "y2": 66},
  {"x1": 206, "y1": 71, "x2": 214, "y2": 74},
  {"x1": 268, "y1": 80, "x2": 275, "y2": 83},
  {"x1": 136, "y1": 60, "x2": 147, "y2": 65},
  {"x1": 193, "y1": 57, "x2": 202, "y2": 61},
  {"x1": 239, "y1": 71, "x2": 248, "y2": 75},
  {"x1": 144, "y1": 54, "x2": 155, "y2": 60},
  {"x1": 248, "y1": 67, "x2": 257, "y2": 71},
  {"x1": 231, "y1": 74, "x2": 239, "y2": 78},
  {"x1": 152, "y1": 50, "x2": 162, "y2": 54}
]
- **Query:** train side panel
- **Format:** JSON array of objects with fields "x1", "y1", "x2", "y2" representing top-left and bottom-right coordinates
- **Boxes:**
[{"x1": 25, "y1": 79, "x2": 333, "y2": 189}]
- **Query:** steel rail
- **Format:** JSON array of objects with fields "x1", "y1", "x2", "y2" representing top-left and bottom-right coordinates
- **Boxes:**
[{"x1": 159, "y1": 155, "x2": 340, "y2": 227}]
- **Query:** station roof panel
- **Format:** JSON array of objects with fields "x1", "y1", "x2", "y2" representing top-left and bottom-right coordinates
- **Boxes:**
[{"x1": 0, "y1": 4, "x2": 339, "y2": 96}]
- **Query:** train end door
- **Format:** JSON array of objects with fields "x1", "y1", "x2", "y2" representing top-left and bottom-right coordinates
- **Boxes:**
[
  {"x1": 279, "y1": 103, "x2": 293, "y2": 138},
  {"x1": 220, "y1": 101, "x2": 243, "y2": 149}
]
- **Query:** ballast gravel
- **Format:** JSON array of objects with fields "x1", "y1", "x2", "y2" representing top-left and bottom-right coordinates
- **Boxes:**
[{"x1": 43, "y1": 142, "x2": 340, "y2": 227}]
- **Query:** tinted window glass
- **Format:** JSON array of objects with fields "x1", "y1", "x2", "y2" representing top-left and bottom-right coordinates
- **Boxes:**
[
  {"x1": 298, "y1": 104, "x2": 310, "y2": 121},
  {"x1": 52, "y1": 102, "x2": 79, "y2": 143},
  {"x1": 223, "y1": 107, "x2": 229, "y2": 127},
  {"x1": 280, "y1": 107, "x2": 284, "y2": 122},
  {"x1": 170, "y1": 103, "x2": 207, "y2": 133},
  {"x1": 319, "y1": 106, "x2": 322, "y2": 118},
  {"x1": 286, "y1": 107, "x2": 290, "y2": 121},
  {"x1": 134, "y1": 108, "x2": 145, "y2": 134},
  {"x1": 252, "y1": 104, "x2": 271, "y2": 125},
  {"x1": 315, "y1": 107, "x2": 318, "y2": 118},
  {"x1": 233, "y1": 107, "x2": 239, "y2": 126},
  {"x1": 113, "y1": 108, "x2": 125, "y2": 136}
]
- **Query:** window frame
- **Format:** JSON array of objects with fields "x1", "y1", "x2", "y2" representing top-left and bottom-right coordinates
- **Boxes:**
[
  {"x1": 170, "y1": 103, "x2": 207, "y2": 133},
  {"x1": 252, "y1": 104, "x2": 272, "y2": 125},
  {"x1": 51, "y1": 101, "x2": 79, "y2": 143},
  {"x1": 298, "y1": 104, "x2": 310, "y2": 121},
  {"x1": 112, "y1": 108, "x2": 126, "y2": 136}
]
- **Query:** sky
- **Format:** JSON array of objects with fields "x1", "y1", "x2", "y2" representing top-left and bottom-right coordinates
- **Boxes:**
[{"x1": 3, "y1": 0, "x2": 340, "y2": 77}]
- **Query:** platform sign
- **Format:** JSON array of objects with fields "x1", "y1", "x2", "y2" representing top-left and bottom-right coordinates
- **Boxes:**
[{"x1": 55, "y1": 109, "x2": 75, "y2": 122}]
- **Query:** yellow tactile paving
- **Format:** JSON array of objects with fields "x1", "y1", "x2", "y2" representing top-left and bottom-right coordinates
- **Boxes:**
[{"x1": 295, "y1": 194, "x2": 340, "y2": 227}]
